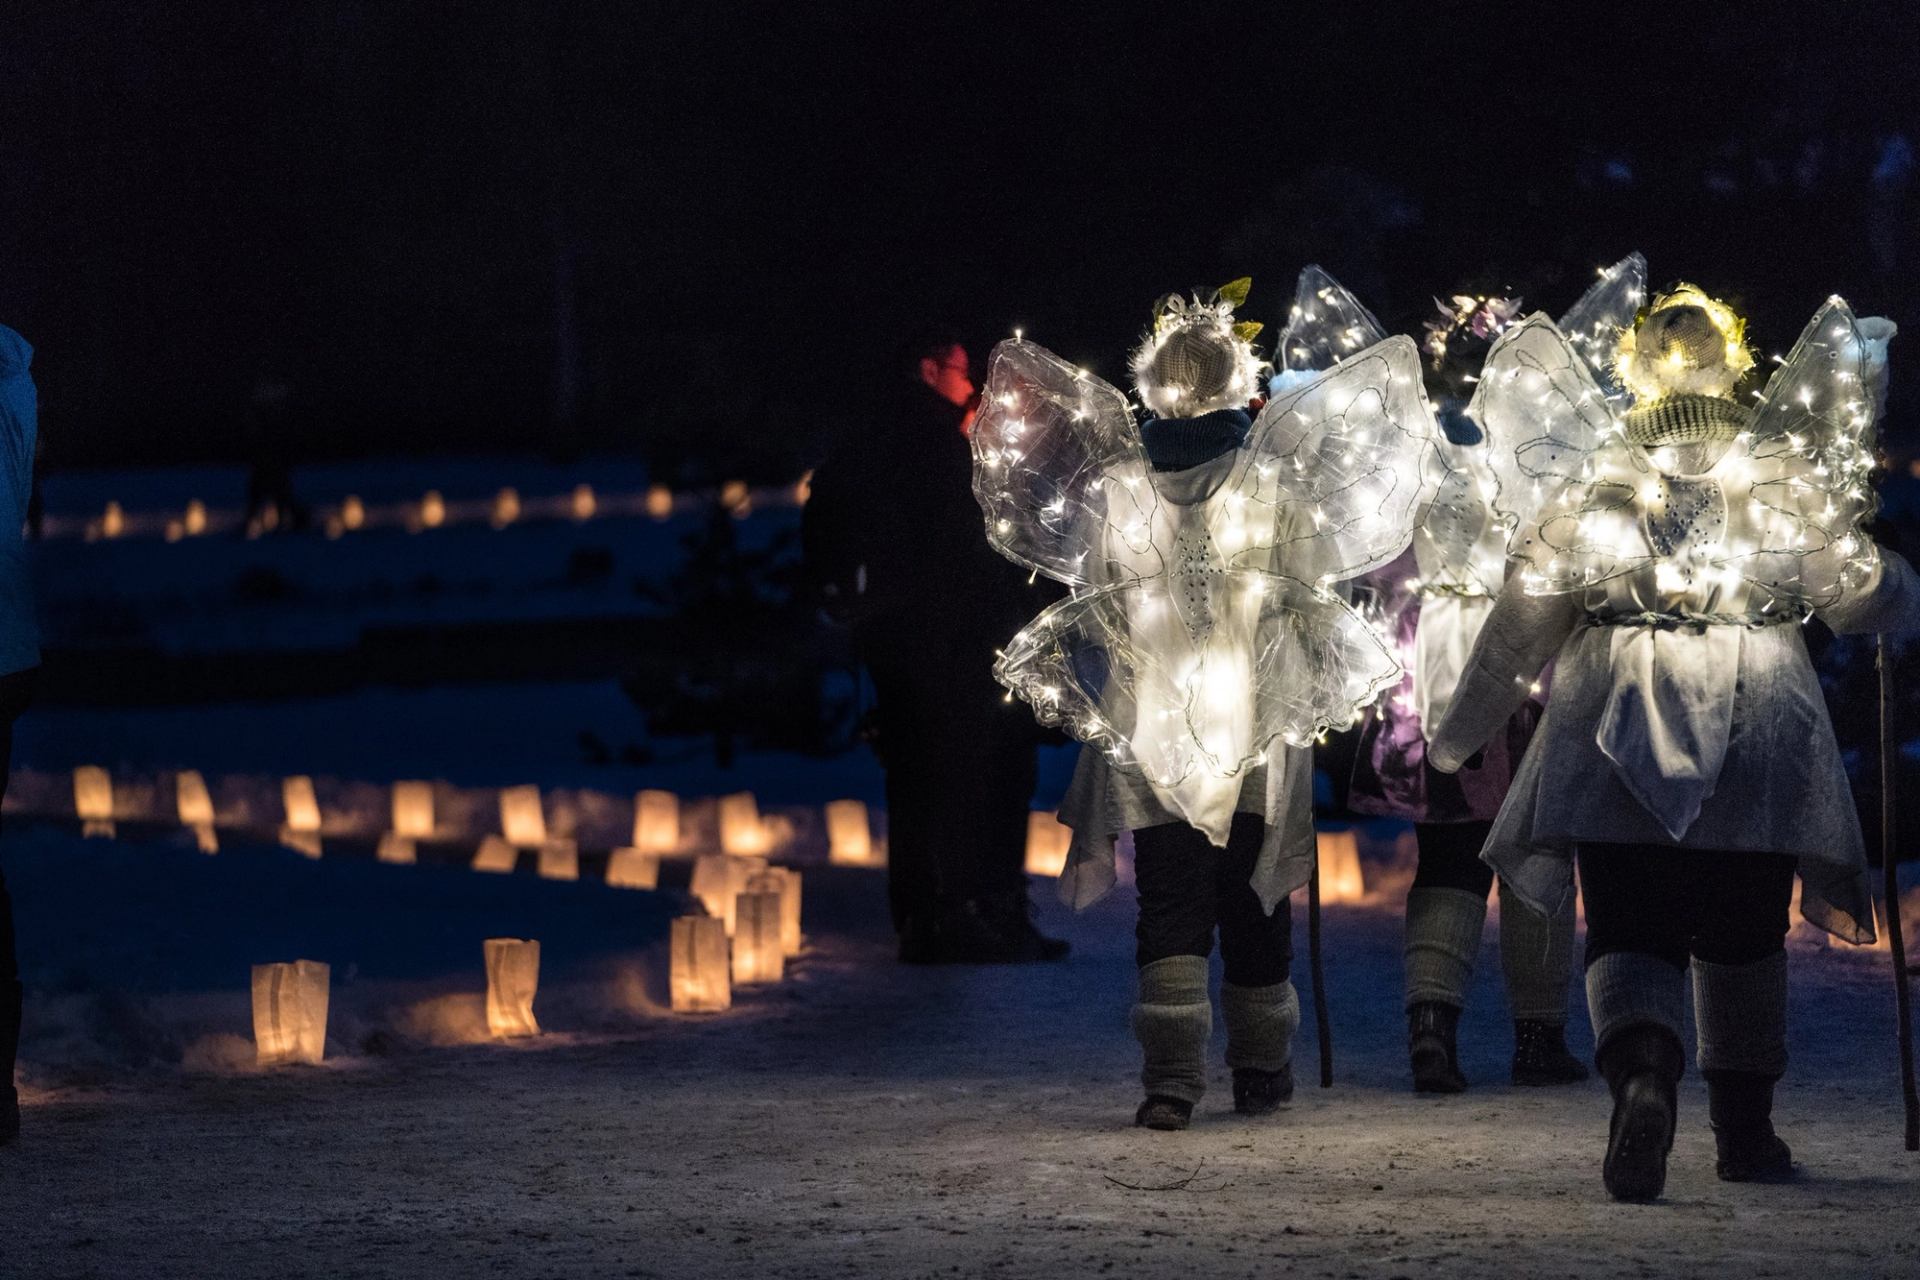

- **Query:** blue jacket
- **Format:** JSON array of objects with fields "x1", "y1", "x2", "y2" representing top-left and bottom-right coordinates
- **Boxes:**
[{"x1": 0, "y1": 325, "x2": 40, "y2": 675}]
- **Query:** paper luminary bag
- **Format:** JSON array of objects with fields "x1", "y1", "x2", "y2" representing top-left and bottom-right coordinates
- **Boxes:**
[
  {"x1": 537, "y1": 839, "x2": 580, "y2": 881},
  {"x1": 498, "y1": 785, "x2": 548, "y2": 846},
  {"x1": 484, "y1": 938, "x2": 541, "y2": 1037},
  {"x1": 732, "y1": 891, "x2": 785, "y2": 985},
  {"x1": 690, "y1": 854, "x2": 769, "y2": 934},
  {"x1": 1315, "y1": 829, "x2": 1366, "y2": 904},
  {"x1": 671, "y1": 916, "x2": 732, "y2": 1013},
  {"x1": 472, "y1": 835, "x2": 520, "y2": 874},
  {"x1": 72, "y1": 765, "x2": 115, "y2": 838},
  {"x1": 1024, "y1": 811, "x2": 1071, "y2": 878},
  {"x1": 377, "y1": 833, "x2": 418, "y2": 866},
  {"x1": 175, "y1": 769, "x2": 218, "y2": 852},
  {"x1": 605, "y1": 847, "x2": 661, "y2": 889},
  {"x1": 251, "y1": 960, "x2": 330, "y2": 1066},
  {"x1": 716, "y1": 791, "x2": 771, "y2": 855},
  {"x1": 491, "y1": 487, "x2": 520, "y2": 528},
  {"x1": 824, "y1": 799, "x2": 874, "y2": 866},
  {"x1": 633, "y1": 790, "x2": 679, "y2": 855},
  {"x1": 391, "y1": 780, "x2": 435, "y2": 839},
  {"x1": 747, "y1": 867, "x2": 802, "y2": 956},
  {"x1": 280, "y1": 775, "x2": 323, "y2": 858}
]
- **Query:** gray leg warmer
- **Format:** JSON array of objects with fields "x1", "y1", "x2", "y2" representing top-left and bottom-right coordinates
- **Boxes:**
[
  {"x1": 1133, "y1": 955, "x2": 1211, "y2": 1104},
  {"x1": 1586, "y1": 951, "x2": 1687, "y2": 1060},
  {"x1": 1404, "y1": 887, "x2": 1487, "y2": 1011},
  {"x1": 1499, "y1": 879, "x2": 1578, "y2": 1025},
  {"x1": 1220, "y1": 980, "x2": 1298, "y2": 1073},
  {"x1": 1693, "y1": 952, "x2": 1788, "y2": 1078}
]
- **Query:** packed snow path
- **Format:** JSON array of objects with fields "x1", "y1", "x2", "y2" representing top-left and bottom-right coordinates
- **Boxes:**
[{"x1": 4, "y1": 864, "x2": 1918, "y2": 1279}]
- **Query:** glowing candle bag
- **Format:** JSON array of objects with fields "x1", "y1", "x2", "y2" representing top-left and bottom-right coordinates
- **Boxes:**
[
  {"x1": 1025, "y1": 811, "x2": 1071, "y2": 878},
  {"x1": 606, "y1": 848, "x2": 661, "y2": 889},
  {"x1": 252, "y1": 960, "x2": 330, "y2": 1066},
  {"x1": 391, "y1": 781, "x2": 435, "y2": 838},
  {"x1": 633, "y1": 790, "x2": 680, "y2": 855},
  {"x1": 499, "y1": 785, "x2": 548, "y2": 846},
  {"x1": 1316, "y1": 829, "x2": 1366, "y2": 904},
  {"x1": 473, "y1": 835, "x2": 519, "y2": 874},
  {"x1": 732, "y1": 891, "x2": 785, "y2": 984},
  {"x1": 747, "y1": 867, "x2": 803, "y2": 956},
  {"x1": 717, "y1": 792, "x2": 769, "y2": 855},
  {"x1": 691, "y1": 854, "x2": 768, "y2": 934},
  {"x1": 377, "y1": 833, "x2": 418, "y2": 866},
  {"x1": 824, "y1": 799, "x2": 874, "y2": 866},
  {"x1": 671, "y1": 916, "x2": 732, "y2": 1013},
  {"x1": 484, "y1": 938, "x2": 541, "y2": 1037},
  {"x1": 73, "y1": 766, "x2": 114, "y2": 838}
]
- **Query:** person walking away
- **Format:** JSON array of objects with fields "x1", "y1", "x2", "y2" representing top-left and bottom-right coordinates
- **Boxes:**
[{"x1": 804, "y1": 329, "x2": 1067, "y2": 963}]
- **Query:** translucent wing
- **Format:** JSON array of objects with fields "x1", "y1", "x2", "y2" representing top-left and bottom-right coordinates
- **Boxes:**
[
  {"x1": 1415, "y1": 434, "x2": 1507, "y2": 594},
  {"x1": 1508, "y1": 435, "x2": 1647, "y2": 593},
  {"x1": 1735, "y1": 296, "x2": 1882, "y2": 607},
  {"x1": 993, "y1": 571, "x2": 1402, "y2": 779},
  {"x1": 970, "y1": 338, "x2": 1155, "y2": 587},
  {"x1": 1231, "y1": 335, "x2": 1439, "y2": 583},
  {"x1": 1271, "y1": 265, "x2": 1390, "y2": 381},
  {"x1": 1555, "y1": 252, "x2": 1647, "y2": 403},
  {"x1": 1467, "y1": 314, "x2": 1622, "y2": 538}
]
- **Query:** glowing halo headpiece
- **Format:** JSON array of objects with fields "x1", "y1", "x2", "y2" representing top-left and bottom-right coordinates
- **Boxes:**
[
  {"x1": 1614, "y1": 283, "x2": 1756, "y2": 403},
  {"x1": 1129, "y1": 276, "x2": 1269, "y2": 419}
]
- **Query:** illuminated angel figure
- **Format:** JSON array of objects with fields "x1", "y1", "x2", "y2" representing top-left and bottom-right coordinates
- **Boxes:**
[
  {"x1": 971, "y1": 279, "x2": 1437, "y2": 910},
  {"x1": 1428, "y1": 277, "x2": 1914, "y2": 1200},
  {"x1": 1330, "y1": 256, "x2": 1644, "y2": 1093}
]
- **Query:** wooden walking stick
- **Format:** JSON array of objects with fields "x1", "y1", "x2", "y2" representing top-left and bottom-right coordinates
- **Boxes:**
[
  {"x1": 1308, "y1": 859, "x2": 1333, "y2": 1087},
  {"x1": 1878, "y1": 634, "x2": 1919, "y2": 1151}
]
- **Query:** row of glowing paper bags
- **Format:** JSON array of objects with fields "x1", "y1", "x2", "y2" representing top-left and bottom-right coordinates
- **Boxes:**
[
  {"x1": 252, "y1": 864, "x2": 803, "y2": 1068},
  {"x1": 73, "y1": 476, "x2": 811, "y2": 543},
  {"x1": 63, "y1": 766, "x2": 1083, "y2": 879}
]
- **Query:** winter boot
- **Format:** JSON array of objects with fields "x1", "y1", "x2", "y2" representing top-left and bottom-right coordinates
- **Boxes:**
[
  {"x1": 1597, "y1": 1023, "x2": 1683, "y2": 1202},
  {"x1": 1693, "y1": 953, "x2": 1793, "y2": 1183},
  {"x1": 1587, "y1": 951, "x2": 1688, "y2": 1202},
  {"x1": 1132, "y1": 956, "x2": 1210, "y2": 1128},
  {"x1": 1408, "y1": 1001, "x2": 1468, "y2": 1093},
  {"x1": 1512, "y1": 1019, "x2": 1589, "y2": 1085},
  {"x1": 982, "y1": 889, "x2": 1071, "y2": 963},
  {"x1": 1404, "y1": 887, "x2": 1485, "y2": 1092},
  {"x1": 1497, "y1": 882, "x2": 1586, "y2": 1084},
  {"x1": 1222, "y1": 981, "x2": 1298, "y2": 1116}
]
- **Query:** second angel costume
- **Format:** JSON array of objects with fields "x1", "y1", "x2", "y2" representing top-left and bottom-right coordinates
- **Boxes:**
[
  {"x1": 972, "y1": 279, "x2": 1435, "y2": 1125},
  {"x1": 1429, "y1": 278, "x2": 1913, "y2": 1200},
  {"x1": 1333, "y1": 259, "x2": 1651, "y2": 1092}
]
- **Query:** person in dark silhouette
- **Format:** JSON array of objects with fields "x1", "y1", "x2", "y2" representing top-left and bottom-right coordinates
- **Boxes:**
[
  {"x1": 0, "y1": 323, "x2": 42, "y2": 1145},
  {"x1": 804, "y1": 329, "x2": 1067, "y2": 963}
]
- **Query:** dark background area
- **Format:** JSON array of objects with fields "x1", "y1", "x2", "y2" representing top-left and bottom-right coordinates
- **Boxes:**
[{"x1": 3, "y1": 1, "x2": 1916, "y2": 480}]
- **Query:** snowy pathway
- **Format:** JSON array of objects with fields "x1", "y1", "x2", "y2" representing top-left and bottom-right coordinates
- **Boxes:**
[{"x1": 5, "y1": 856, "x2": 1918, "y2": 1279}]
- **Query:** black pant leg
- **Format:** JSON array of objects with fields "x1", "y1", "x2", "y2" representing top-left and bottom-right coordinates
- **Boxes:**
[
  {"x1": 1577, "y1": 842, "x2": 1704, "y2": 972},
  {"x1": 1134, "y1": 822, "x2": 1220, "y2": 969},
  {"x1": 1214, "y1": 813, "x2": 1293, "y2": 986},
  {"x1": 869, "y1": 662, "x2": 941, "y2": 932},
  {"x1": 1411, "y1": 820, "x2": 1497, "y2": 896},
  {"x1": 0, "y1": 668, "x2": 34, "y2": 1101},
  {"x1": 1691, "y1": 851, "x2": 1798, "y2": 965}
]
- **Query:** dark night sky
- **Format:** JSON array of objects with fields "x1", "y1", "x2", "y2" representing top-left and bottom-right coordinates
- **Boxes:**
[{"x1": 4, "y1": 2, "x2": 1917, "y2": 475}]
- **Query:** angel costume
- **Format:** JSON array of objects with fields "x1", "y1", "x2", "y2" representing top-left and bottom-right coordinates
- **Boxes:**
[
  {"x1": 1335, "y1": 259, "x2": 1649, "y2": 1092},
  {"x1": 1428, "y1": 280, "x2": 1913, "y2": 1199},
  {"x1": 971, "y1": 280, "x2": 1435, "y2": 1123}
]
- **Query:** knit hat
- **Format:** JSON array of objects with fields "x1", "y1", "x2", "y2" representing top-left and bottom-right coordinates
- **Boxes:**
[
  {"x1": 1616, "y1": 284, "x2": 1755, "y2": 403},
  {"x1": 1130, "y1": 278, "x2": 1268, "y2": 419}
]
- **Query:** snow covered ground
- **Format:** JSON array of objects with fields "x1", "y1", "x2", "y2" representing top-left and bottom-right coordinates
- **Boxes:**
[{"x1": 3, "y1": 826, "x2": 1918, "y2": 1280}]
